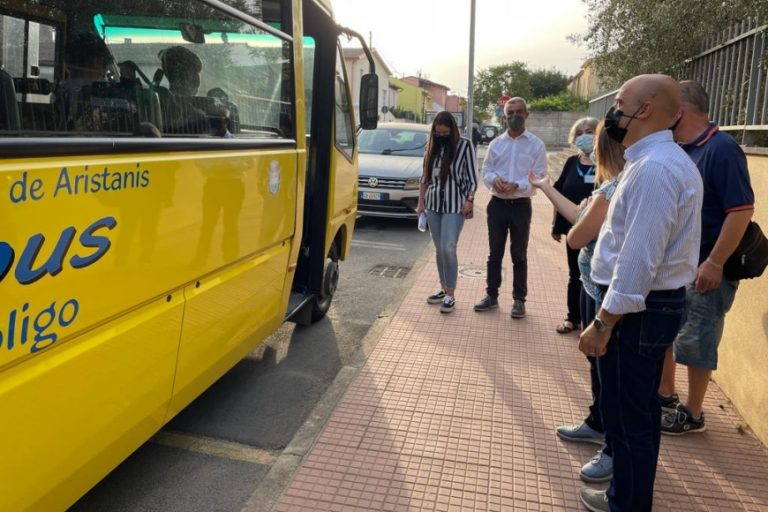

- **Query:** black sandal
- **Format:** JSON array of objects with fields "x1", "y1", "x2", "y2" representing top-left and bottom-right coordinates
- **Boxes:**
[{"x1": 556, "y1": 320, "x2": 580, "y2": 334}]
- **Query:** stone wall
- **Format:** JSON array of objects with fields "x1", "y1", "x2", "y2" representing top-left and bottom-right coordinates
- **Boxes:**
[
  {"x1": 525, "y1": 111, "x2": 589, "y2": 149},
  {"x1": 715, "y1": 149, "x2": 768, "y2": 447}
]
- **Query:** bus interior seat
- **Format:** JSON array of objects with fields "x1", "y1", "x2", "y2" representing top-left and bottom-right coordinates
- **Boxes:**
[
  {"x1": 14, "y1": 77, "x2": 55, "y2": 131},
  {"x1": 0, "y1": 69, "x2": 21, "y2": 131},
  {"x1": 155, "y1": 87, "x2": 211, "y2": 135},
  {"x1": 62, "y1": 81, "x2": 163, "y2": 134},
  {"x1": 207, "y1": 88, "x2": 240, "y2": 134}
]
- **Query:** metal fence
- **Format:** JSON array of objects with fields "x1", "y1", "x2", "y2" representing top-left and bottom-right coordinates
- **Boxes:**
[
  {"x1": 588, "y1": 18, "x2": 768, "y2": 143},
  {"x1": 587, "y1": 89, "x2": 617, "y2": 121}
]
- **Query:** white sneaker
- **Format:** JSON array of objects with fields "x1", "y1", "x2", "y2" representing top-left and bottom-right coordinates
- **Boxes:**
[
  {"x1": 427, "y1": 289, "x2": 446, "y2": 304},
  {"x1": 555, "y1": 421, "x2": 605, "y2": 444},
  {"x1": 580, "y1": 449, "x2": 613, "y2": 482},
  {"x1": 440, "y1": 296, "x2": 455, "y2": 314}
]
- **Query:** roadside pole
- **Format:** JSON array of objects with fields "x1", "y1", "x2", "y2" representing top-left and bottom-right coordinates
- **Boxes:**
[{"x1": 466, "y1": 0, "x2": 476, "y2": 140}]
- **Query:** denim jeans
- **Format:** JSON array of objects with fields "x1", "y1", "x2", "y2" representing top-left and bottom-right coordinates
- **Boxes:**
[
  {"x1": 426, "y1": 210, "x2": 465, "y2": 290},
  {"x1": 674, "y1": 279, "x2": 738, "y2": 370},
  {"x1": 598, "y1": 288, "x2": 686, "y2": 512},
  {"x1": 580, "y1": 289, "x2": 611, "y2": 458}
]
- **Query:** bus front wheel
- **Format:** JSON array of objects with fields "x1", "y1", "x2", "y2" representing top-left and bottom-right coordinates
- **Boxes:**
[{"x1": 311, "y1": 245, "x2": 339, "y2": 322}]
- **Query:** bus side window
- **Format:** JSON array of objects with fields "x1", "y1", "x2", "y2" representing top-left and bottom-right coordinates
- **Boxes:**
[{"x1": 0, "y1": 3, "x2": 295, "y2": 140}]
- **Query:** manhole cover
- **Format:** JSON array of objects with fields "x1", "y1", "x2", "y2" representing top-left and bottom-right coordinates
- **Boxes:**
[
  {"x1": 458, "y1": 265, "x2": 486, "y2": 278},
  {"x1": 369, "y1": 265, "x2": 411, "y2": 278}
]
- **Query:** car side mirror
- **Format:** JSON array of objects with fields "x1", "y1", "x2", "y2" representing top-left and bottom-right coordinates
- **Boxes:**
[{"x1": 359, "y1": 73, "x2": 378, "y2": 130}]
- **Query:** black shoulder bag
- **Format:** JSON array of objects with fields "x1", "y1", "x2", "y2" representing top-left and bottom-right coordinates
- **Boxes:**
[{"x1": 723, "y1": 221, "x2": 768, "y2": 280}]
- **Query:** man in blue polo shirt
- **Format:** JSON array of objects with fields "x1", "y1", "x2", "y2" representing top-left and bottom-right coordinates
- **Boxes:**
[{"x1": 658, "y1": 80, "x2": 754, "y2": 435}]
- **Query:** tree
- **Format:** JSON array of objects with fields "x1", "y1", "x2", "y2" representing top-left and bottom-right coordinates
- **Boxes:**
[
  {"x1": 472, "y1": 62, "x2": 532, "y2": 122},
  {"x1": 528, "y1": 92, "x2": 587, "y2": 112},
  {"x1": 530, "y1": 68, "x2": 569, "y2": 99},
  {"x1": 575, "y1": 0, "x2": 768, "y2": 88},
  {"x1": 388, "y1": 106, "x2": 418, "y2": 122}
]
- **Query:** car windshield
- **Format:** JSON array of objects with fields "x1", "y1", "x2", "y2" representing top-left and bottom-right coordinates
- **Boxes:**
[{"x1": 358, "y1": 127, "x2": 428, "y2": 157}]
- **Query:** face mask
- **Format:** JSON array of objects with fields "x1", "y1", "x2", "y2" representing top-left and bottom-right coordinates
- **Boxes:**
[
  {"x1": 604, "y1": 107, "x2": 627, "y2": 143},
  {"x1": 574, "y1": 134, "x2": 595, "y2": 154},
  {"x1": 434, "y1": 135, "x2": 450, "y2": 147},
  {"x1": 669, "y1": 112, "x2": 683, "y2": 133},
  {"x1": 604, "y1": 103, "x2": 645, "y2": 144},
  {"x1": 507, "y1": 114, "x2": 525, "y2": 131}
]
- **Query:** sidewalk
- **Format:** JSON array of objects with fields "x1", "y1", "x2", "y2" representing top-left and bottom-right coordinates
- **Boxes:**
[{"x1": 275, "y1": 185, "x2": 768, "y2": 511}]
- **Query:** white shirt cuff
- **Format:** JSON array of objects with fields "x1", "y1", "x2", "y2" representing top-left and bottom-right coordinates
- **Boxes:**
[{"x1": 601, "y1": 288, "x2": 647, "y2": 315}]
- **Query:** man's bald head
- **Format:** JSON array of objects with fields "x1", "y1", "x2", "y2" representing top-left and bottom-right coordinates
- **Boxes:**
[
  {"x1": 622, "y1": 74, "x2": 681, "y2": 121},
  {"x1": 610, "y1": 74, "x2": 681, "y2": 146}
]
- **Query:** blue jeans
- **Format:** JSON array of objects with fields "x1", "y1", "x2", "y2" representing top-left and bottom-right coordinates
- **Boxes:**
[
  {"x1": 580, "y1": 289, "x2": 611, "y2": 458},
  {"x1": 598, "y1": 288, "x2": 686, "y2": 512},
  {"x1": 674, "y1": 279, "x2": 738, "y2": 370},
  {"x1": 426, "y1": 210, "x2": 465, "y2": 291}
]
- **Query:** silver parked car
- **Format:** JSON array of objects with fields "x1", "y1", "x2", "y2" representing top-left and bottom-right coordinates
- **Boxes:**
[{"x1": 357, "y1": 122, "x2": 430, "y2": 218}]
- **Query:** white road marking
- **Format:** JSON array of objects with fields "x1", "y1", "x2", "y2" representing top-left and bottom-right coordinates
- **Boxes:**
[{"x1": 351, "y1": 240, "x2": 407, "y2": 251}]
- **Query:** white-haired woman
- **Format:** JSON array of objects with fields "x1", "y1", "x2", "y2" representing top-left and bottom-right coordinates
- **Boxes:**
[{"x1": 550, "y1": 117, "x2": 599, "y2": 334}]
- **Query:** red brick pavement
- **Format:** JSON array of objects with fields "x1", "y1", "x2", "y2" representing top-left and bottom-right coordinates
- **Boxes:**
[{"x1": 275, "y1": 182, "x2": 768, "y2": 511}]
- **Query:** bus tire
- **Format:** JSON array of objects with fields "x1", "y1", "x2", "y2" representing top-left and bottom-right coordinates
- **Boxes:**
[{"x1": 311, "y1": 244, "x2": 339, "y2": 322}]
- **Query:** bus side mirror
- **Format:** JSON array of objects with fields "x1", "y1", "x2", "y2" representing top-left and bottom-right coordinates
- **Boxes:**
[{"x1": 359, "y1": 73, "x2": 378, "y2": 130}]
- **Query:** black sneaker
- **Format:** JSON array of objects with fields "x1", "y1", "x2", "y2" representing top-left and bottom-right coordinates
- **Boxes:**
[
  {"x1": 427, "y1": 289, "x2": 446, "y2": 304},
  {"x1": 440, "y1": 296, "x2": 455, "y2": 314},
  {"x1": 661, "y1": 404, "x2": 706, "y2": 436},
  {"x1": 474, "y1": 295, "x2": 498, "y2": 312},
  {"x1": 658, "y1": 392, "x2": 680, "y2": 413},
  {"x1": 510, "y1": 299, "x2": 526, "y2": 319}
]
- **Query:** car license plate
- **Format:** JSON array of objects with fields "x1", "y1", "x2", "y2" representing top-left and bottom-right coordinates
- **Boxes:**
[{"x1": 360, "y1": 192, "x2": 385, "y2": 200}]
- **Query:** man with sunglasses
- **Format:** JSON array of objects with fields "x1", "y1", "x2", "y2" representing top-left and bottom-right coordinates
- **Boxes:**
[{"x1": 577, "y1": 75, "x2": 703, "y2": 512}]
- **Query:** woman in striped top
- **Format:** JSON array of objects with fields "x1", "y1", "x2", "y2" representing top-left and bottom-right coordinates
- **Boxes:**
[{"x1": 416, "y1": 111, "x2": 478, "y2": 314}]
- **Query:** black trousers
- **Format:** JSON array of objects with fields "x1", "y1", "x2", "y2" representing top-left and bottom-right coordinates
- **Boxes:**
[
  {"x1": 485, "y1": 196, "x2": 532, "y2": 301},
  {"x1": 566, "y1": 244, "x2": 583, "y2": 324}
]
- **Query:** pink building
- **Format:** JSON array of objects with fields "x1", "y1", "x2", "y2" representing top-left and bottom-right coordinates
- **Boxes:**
[
  {"x1": 402, "y1": 76, "x2": 450, "y2": 111},
  {"x1": 445, "y1": 94, "x2": 463, "y2": 113}
]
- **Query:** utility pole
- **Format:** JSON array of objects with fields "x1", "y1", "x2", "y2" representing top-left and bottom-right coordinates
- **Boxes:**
[{"x1": 466, "y1": 0, "x2": 476, "y2": 139}]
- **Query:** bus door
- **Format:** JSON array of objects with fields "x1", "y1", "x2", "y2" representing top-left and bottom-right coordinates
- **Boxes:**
[{"x1": 287, "y1": 0, "x2": 374, "y2": 324}]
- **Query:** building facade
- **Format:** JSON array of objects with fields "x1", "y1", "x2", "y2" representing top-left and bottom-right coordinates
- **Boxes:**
[
  {"x1": 389, "y1": 76, "x2": 430, "y2": 123},
  {"x1": 343, "y1": 47, "x2": 397, "y2": 123}
]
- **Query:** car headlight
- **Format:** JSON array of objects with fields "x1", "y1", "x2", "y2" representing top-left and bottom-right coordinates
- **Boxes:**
[{"x1": 403, "y1": 176, "x2": 421, "y2": 190}]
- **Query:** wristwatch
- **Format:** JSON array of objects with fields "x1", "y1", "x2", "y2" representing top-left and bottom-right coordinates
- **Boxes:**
[{"x1": 593, "y1": 316, "x2": 613, "y2": 332}]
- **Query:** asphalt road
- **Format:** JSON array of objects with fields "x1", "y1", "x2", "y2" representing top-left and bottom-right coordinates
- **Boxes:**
[{"x1": 69, "y1": 215, "x2": 433, "y2": 512}]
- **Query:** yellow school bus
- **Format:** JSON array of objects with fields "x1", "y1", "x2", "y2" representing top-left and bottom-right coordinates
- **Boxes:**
[{"x1": 0, "y1": 0, "x2": 378, "y2": 509}]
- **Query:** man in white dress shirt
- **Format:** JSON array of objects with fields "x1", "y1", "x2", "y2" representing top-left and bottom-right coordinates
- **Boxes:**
[
  {"x1": 474, "y1": 98, "x2": 548, "y2": 318},
  {"x1": 577, "y1": 75, "x2": 703, "y2": 512}
]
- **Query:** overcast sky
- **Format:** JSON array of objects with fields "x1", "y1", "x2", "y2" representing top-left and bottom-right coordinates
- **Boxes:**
[{"x1": 332, "y1": 0, "x2": 591, "y2": 95}]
